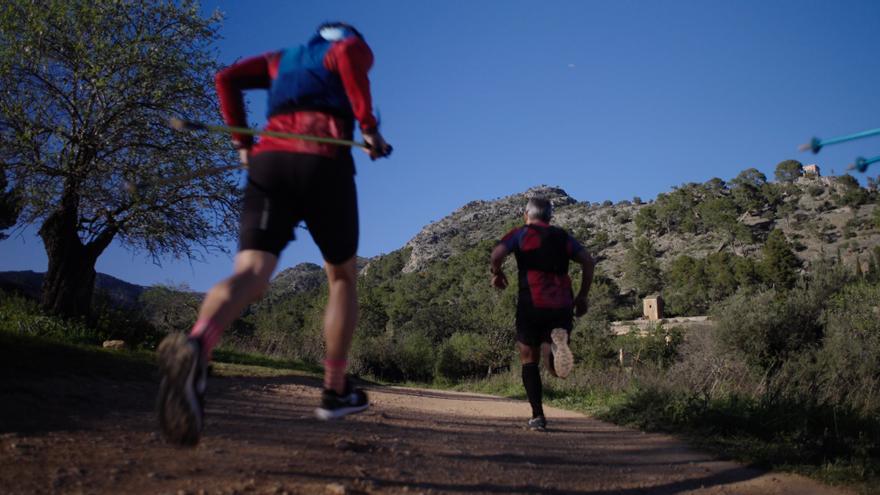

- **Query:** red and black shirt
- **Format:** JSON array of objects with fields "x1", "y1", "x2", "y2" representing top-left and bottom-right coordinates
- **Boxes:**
[{"x1": 499, "y1": 222, "x2": 584, "y2": 311}]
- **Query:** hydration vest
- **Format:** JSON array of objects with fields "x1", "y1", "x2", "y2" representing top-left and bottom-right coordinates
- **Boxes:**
[{"x1": 266, "y1": 32, "x2": 356, "y2": 119}]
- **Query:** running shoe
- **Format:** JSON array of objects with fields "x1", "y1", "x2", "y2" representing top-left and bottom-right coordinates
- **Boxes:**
[
  {"x1": 157, "y1": 333, "x2": 206, "y2": 446},
  {"x1": 528, "y1": 415, "x2": 547, "y2": 431},
  {"x1": 314, "y1": 381, "x2": 369, "y2": 420},
  {"x1": 550, "y1": 328, "x2": 574, "y2": 379}
]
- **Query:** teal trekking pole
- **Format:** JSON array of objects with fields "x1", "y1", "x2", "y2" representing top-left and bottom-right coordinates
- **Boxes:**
[
  {"x1": 798, "y1": 127, "x2": 880, "y2": 154},
  {"x1": 849, "y1": 155, "x2": 880, "y2": 173},
  {"x1": 798, "y1": 126, "x2": 880, "y2": 173}
]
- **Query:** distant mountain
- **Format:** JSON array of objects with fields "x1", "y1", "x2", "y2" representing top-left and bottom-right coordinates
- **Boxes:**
[
  {"x1": 263, "y1": 263, "x2": 325, "y2": 305},
  {"x1": 0, "y1": 270, "x2": 145, "y2": 308}
]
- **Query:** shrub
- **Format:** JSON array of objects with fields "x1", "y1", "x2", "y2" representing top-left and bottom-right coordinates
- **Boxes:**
[
  {"x1": 817, "y1": 283, "x2": 880, "y2": 417},
  {"x1": 0, "y1": 290, "x2": 159, "y2": 348},
  {"x1": 667, "y1": 326, "x2": 759, "y2": 400},
  {"x1": 351, "y1": 332, "x2": 401, "y2": 380},
  {"x1": 570, "y1": 316, "x2": 614, "y2": 369},
  {"x1": 712, "y1": 288, "x2": 822, "y2": 376},
  {"x1": 435, "y1": 332, "x2": 491, "y2": 380},
  {"x1": 615, "y1": 325, "x2": 682, "y2": 370},
  {"x1": 393, "y1": 330, "x2": 435, "y2": 382}
]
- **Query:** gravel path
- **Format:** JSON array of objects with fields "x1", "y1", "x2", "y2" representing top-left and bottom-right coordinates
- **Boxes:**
[{"x1": 0, "y1": 371, "x2": 851, "y2": 494}]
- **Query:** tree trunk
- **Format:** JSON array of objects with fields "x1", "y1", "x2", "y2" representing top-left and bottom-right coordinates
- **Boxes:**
[
  {"x1": 39, "y1": 228, "x2": 98, "y2": 318},
  {"x1": 38, "y1": 185, "x2": 116, "y2": 319}
]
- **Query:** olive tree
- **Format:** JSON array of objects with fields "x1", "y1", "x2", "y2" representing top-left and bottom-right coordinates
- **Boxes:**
[{"x1": 0, "y1": 0, "x2": 239, "y2": 317}]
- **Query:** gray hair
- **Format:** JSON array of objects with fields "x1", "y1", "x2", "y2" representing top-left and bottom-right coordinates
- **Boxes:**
[{"x1": 526, "y1": 197, "x2": 552, "y2": 222}]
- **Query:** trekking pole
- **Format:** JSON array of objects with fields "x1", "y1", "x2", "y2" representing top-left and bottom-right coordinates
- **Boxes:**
[
  {"x1": 798, "y1": 127, "x2": 880, "y2": 154},
  {"x1": 127, "y1": 118, "x2": 378, "y2": 194},
  {"x1": 169, "y1": 118, "x2": 371, "y2": 150},
  {"x1": 124, "y1": 164, "x2": 242, "y2": 194},
  {"x1": 847, "y1": 155, "x2": 880, "y2": 173}
]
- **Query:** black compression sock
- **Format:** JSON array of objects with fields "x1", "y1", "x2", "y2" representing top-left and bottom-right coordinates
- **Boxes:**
[{"x1": 521, "y1": 362, "x2": 544, "y2": 418}]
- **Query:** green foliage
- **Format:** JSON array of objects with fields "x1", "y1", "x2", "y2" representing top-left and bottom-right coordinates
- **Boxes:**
[
  {"x1": 0, "y1": 290, "x2": 159, "y2": 347},
  {"x1": 139, "y1": 284, "x2": 200, "y2": 336},
  {"x1": 616, "y1": 325, "x2": 683, "y2": 369},
  {"x1": 774, "y1": 159, "x2": 803, "y2": 183},
  {"x1": 570, "y1": 315, "x2": 614, "y2": 368},
  {"x1": 0, "y1": 0, "x2": 238, "y2": 316},
  {"x1": 697, "y1": 196, "x2": 750, "y2": 242},
  {"x1": 351, "y1": 332, "x2": 399, "y2": 380},
  {"x1": 663, "y1": 252, "x2": 759, "y2": 316},
  {"x1": 664, "y1": 255, "x2": 709, "y2": 315},
  {"x1": 634, "y1": 203, "x2": 660, "y2": 235},
  {"x1": 759, "y1": 229, "x2": 800, "y2": 289},
  {"x1": 654, "y1": 185, "x2": 701, "y2": 234},
  {"x1": 730, "y1": 168, "x2": 767, "y2": 213},
  {"x1": 622, "y1": 237, "x2": 662, "y2": 297},
  {"x1": 713, "y1": 288, "x2": 822, "y2": 374},
  {"x1": 834, "y1": 174, "x2": 869, "y2": 207},
  {"x1": 817, "y1": 283, "x2": 880, "y2": 417},
  {"x1": 435, "y1": 332, "x2": 492, "y2": 380},
  {"x1": 393, "y1": 330, "x2": 435, "y2": 382},
  {"x1": 633, "y1": 175, "x2": 757, "y2": 240}
]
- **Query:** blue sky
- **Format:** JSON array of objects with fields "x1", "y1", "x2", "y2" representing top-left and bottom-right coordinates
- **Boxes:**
[{"x1": 3, "y1": 0, "x2": 879, "y2": 291}]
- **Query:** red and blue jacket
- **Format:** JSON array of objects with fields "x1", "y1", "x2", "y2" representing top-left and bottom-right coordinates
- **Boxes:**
[
  {"x1": 499, "y1": 222, "x2": 584, "y2": 311},
  {"x1": 215, "y1": 29, "x2": 378, "y2": 158}
]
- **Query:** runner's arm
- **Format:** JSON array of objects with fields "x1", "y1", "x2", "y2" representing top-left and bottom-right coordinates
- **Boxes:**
[
  {"x1": 490, "y1": 244, "x2": 510, "y2": 290},
  {"x1": 324, "y1": 37, "x2": 378, "y2": 132},
  {"x1": 215, "y1": 53, "x2": 275, "y2": 149},
  {"x1": 573, "y1": 248, "x2": 595, "y2": 316}
]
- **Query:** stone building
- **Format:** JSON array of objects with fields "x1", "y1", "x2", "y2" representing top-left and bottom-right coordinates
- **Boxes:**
[
  {"x1": 643, "y1": 294, "x2": 663, "y2": 320},
  {"x1": 803, "y1": 164, "x2": 821, "y2": 176}
]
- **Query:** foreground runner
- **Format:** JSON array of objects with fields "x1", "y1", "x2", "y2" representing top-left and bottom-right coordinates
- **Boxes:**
[
  {"x1": 490, "y1": 197, "x2": 594, "y2": 430},
  {"x1": 157, "y1": 22, "x2": 392, "y2": 445}
]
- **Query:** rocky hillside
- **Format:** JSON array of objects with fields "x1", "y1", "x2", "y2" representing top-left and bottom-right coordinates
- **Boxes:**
[
  {"x1": 401, "y1": 186, "x2": 576, "y2": 272},
  {"x1": 386, "y1": 176, "x2": 880, "y2": 292}
]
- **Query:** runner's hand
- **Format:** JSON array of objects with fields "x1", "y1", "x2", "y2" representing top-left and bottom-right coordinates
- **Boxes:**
[
  {"x1": 574, "y1": 295, "x2": 588, "y2": 317},
  {"x1": 238, "y1": 148, "x2": 249, "y2": 168},
  {"x1": 363, "y1": 131, "x2": 393, "y2": 160},
  {"x1": 492, "y1": 272, "x2": 508, "y2": 290}
]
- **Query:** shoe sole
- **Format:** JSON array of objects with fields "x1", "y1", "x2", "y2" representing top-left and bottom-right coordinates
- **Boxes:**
[
  {"x1": 314, "y1": 402, "x2": 370, "y2": 421},
  {"x1": 551, "y1": 328, "x2": 574, "y2": 379},
  {"x1": 157, "y1": 334, "x2": 202, "y2": 446}
]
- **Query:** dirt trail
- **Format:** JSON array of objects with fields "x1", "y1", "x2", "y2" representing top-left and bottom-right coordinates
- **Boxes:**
[{"x1": 0, "y1": 371, "x2": 851, "y2": 495}]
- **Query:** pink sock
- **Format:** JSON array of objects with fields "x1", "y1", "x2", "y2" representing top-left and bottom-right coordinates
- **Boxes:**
[
  {"x1": 323, "y1": 358, "x2": 348, "y2": 393},
  {"x1": 190, "y1": 319, "x2": 223, "y2": 360}
]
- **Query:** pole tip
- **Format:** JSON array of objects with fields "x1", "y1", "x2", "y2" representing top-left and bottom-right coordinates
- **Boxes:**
[
  {"x1": 853, "y1": 157, "x2": 869, "y2": 173},
  {"x1": 797, "y1": 137, "x2": 823, "y2": 154}
]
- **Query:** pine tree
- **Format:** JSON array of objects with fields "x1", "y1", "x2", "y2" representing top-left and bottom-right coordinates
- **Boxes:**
[{"x1": 759, "y1": 229, "x2": 800, "y2": 289}]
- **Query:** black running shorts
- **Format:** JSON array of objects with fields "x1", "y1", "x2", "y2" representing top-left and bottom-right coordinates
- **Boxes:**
[
  {"x1": 515, "y1": 306, "x2": 573, "y2": 347},
  {"x1": 239, "y1": 151, "x2": 358, "y2": 264}
]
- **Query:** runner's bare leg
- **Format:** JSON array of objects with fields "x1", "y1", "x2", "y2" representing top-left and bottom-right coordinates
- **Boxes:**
[
  {"x1": 322, "y1": 256, "x2": 359, "y2": 394},
  {"x1": 191, "y1": 250, "x2": 277, "y2": 355}
]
